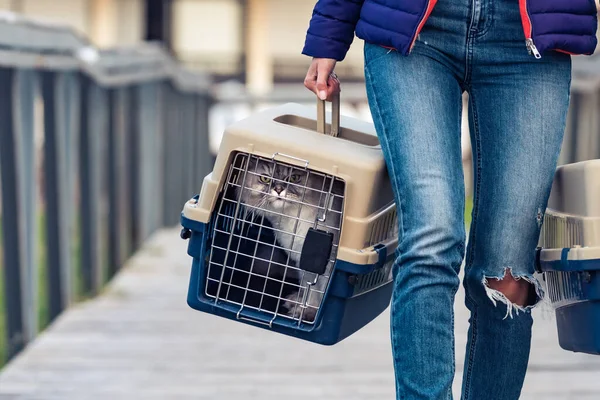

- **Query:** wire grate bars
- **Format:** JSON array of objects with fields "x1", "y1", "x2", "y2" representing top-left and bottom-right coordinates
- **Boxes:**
[{"x1": 204, "y1": 152, "x2": 345, "y2": 326}]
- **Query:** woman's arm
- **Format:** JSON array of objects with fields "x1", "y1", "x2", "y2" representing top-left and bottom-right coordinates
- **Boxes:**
[
  {"x1": 302, "y1": 0, "x2": 364, "y2": 100},
  {"x1": 302, "y1": 0, "x2": 365, "y2": 61}
]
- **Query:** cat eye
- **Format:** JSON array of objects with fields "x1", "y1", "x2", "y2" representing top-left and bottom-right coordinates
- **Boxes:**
[
  {"x1": 259, "y1": 175, "x2": 272, "y2": 184},
  {"x1": 289, "y1": 174, "x2": 302, "y2": 184}
]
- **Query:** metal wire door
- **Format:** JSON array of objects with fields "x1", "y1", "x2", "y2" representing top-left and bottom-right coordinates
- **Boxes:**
[{"x1": 205, "y1": 152, "x2": 345, "y2": 326}]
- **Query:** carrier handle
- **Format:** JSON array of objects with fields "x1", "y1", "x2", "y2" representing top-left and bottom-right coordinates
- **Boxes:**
[
  {"x1": 271, "y1": 152, "x2": 309, "y2": 168},
  {"x1": 317, "y1": 91, "x2": 340, "y2": 137},
  {"x1": 237, "y1": 312, "x2": 273, "y2": 328}
]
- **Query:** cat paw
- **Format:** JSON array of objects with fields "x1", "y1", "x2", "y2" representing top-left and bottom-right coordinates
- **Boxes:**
[
  {"x1": 282, "y1": 292, "x2": 301, "y2": 316},
  {"x1": 298, "y1": 306, "x2": 317, "y2": 323},
  {"x1": 283, "y1": 292, "x2": 317, "y2": 322}
]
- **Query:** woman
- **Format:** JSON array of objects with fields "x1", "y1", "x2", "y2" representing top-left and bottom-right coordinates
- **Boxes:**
[{"x1": 302, "y1": 1, "x2": 598, "y2": 399}]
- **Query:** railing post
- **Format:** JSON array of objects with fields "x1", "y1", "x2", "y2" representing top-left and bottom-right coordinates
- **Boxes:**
[
  {"x1": 107, "y1": 88, "x2": 126, "y2": 276},
  {"x1": 62, "y1": 72, "x2": 80, "y2": 297},
  {"x1": 175, "y1": 91, "x2": 186, "y2": 217},
  {"x1": 174, "y1": 88, "x2": 184, "y2": 224},
  {"x1": 188, "y1": 93, "x2": 198, "y2": 197},
  {"x1": 120, "y1": 88, "x2": 132, "y2": 260},
  {"x1": 79, "y1": 76, "x2": 104, "y2": 294},
  {"x1": 196, "y1": 92, "x2": 213, "y2": 190},
  {"x1": 41, "y1": 71, "x2": 74, "y2": 322},
  {"x1": 0, "y1": 67, "x2": 27, "y2": 360},
  {"x1": 14, "y1": 69, "x2": 39, "y2": 344},
  {"x1": 129, "y1": 85, "x2": 142, "y2": 251},
  {"x1": 153, "y1": 82, "x2": 166, "y2": 232},
  {"x1": 189, "y1": 95, "x2": 199, "y2": 195},
  {"x1": 137, "y1": 82, "x2": 162, "y2": 239},
  {"x1": 162, "y1": 84, "x2": 174, "y2": 226},
  {"x1": 181, "y1": 93, "x2": 193, "y2": 204}
]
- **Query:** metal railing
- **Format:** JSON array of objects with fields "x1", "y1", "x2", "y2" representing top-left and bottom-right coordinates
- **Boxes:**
[{"x1": 0, "y1": 13, "x2": 213, "y2": 362}]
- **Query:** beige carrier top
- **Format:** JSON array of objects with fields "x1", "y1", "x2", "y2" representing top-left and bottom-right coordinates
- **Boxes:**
[{"x1": 184, "y1": 95, "x2": 398, "y2": 266}]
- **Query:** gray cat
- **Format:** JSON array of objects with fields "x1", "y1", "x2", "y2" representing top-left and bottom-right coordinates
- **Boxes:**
[{"x1": 234, "y1": 156, "x2": 341, "y2": 322}]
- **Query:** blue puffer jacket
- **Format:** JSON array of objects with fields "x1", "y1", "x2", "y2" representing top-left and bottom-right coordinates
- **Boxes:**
[{"x1": 302, "y1": 0, "x2": 598, "y2": 61}]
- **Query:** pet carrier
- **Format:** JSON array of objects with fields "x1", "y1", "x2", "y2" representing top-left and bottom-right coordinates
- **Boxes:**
[
  {"x1": 536, "y1": 159, "x2": 600, "y2": 355},
  {"x1": 180, "y1": 94, "x2": 398, "y2": 345}
]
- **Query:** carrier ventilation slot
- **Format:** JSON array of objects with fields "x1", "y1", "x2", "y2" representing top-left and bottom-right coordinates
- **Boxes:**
[
  {"x1": 368, "y1": 207, "x2": 398, "y2": 247},
  {"x1": 545, "y1": 271, "x2": 586, "y2": 308},
  {"x1": 354, "y1": 259, "x2": 394, "y2": 296},
  {"x1": 540, "y1": 211, "x2": 584, "y2": 249}
]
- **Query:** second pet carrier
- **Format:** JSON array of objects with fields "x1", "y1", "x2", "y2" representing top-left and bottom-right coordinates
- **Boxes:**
[
  {"x1": 181, "y1": 94, "x2": 398, "y2": 345},
  {"x1": 536, "y1": 159, "x2": 600, "y2": 355}
]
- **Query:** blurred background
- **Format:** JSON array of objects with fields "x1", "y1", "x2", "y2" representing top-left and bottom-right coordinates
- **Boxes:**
[{"x1": 0, "y1": 1, "x2": 599, "y2": 398}]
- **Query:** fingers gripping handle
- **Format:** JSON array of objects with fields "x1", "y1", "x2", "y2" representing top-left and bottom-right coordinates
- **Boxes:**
[{"x1": 316, "y1": 92, "x2": 340, "y2": 137}]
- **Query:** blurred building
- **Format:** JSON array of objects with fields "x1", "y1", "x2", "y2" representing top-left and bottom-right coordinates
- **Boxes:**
[
  {"x1": 171, "y1": 0, "x2": 365, "y2": 91},
  {"x1": 0, "y1": 0, "x2": 145, "y2": 46},
  {"x1": 0, "y1": 0, "x2": 362, "y2": 92},
  {"x1": 4, "y1": 0, "x2": 600, "y2": 95}
]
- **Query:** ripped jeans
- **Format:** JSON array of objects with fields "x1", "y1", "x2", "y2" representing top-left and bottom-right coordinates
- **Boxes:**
[{"x1": 363, "y1": 0, "x2": 571, "y2": 399}]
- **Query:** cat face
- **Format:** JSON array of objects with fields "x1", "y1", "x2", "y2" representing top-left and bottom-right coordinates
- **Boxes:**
[{"x1": 236, "y1": 158, "x2": 324, "y2": 215}]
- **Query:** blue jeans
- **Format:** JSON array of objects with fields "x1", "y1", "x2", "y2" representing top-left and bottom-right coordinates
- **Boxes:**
[{"x1": 363, "y1": 0, "x2": 571, "y2": 399}]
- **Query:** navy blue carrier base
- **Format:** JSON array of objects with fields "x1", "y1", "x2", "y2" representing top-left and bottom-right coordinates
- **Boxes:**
[{"x1": 537, "y1": 245, "x2": 600, "y2": 354}]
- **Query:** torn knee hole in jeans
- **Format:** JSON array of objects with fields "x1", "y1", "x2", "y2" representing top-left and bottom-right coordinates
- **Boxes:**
[{"x1": 482, "y1": 268, "x2": 544, "y2": 319}]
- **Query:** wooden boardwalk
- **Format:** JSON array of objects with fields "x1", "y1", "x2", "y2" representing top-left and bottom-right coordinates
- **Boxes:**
[{"x1": 1, "y1": 228, "x2": 599, "y2": 399}]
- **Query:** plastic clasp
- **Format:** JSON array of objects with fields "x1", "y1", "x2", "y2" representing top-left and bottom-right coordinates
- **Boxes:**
[{"x1": 373, "y1": 243, "x2": 387, "y2": 269}]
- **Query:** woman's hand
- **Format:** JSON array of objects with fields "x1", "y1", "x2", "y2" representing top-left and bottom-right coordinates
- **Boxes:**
[{"x1": 304, "y1": 58, "x2": 340, "y2": 101}]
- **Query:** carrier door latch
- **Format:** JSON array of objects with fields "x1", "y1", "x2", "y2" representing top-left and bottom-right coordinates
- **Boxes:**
[{"x1": 300, "y1": 228, "x2": 334, "y2": 275}]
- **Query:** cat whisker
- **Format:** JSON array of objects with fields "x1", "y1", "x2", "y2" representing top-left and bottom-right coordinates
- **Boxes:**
[{"x1": 246, "y1": 195, "x2": 268, "y2": 223}]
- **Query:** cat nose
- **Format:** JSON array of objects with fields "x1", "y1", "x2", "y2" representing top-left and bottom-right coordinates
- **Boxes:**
[{"x1": 274, "y1": 186, "x2": 284, "y2": 195}]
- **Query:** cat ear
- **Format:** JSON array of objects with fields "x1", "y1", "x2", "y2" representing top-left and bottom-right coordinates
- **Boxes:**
[{"x1": 262, "y1": 161, "x2": 273, "y2": 175}]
